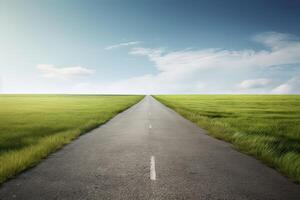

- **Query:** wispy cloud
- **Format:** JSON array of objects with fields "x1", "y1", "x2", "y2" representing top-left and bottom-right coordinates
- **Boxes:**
[
  {"x1": 100, "y1": 32, "x2": 300, "y2": 94},
  {"x1": 253, "y1": 31, "x2": 295, "y2": 50},
  {"x1": 271, "y1": 78, "x2": 300, "y2": 94},
  {"x1": 238, "y1": 79, "x2": 271, "y2": 89},
  {"x1": 130, "y1": 32, "x2": 300, "y2": 73},
  {"x1": 37, "y1": 64, "x2": 94, "y2": 80},
  {"x1": 65, "y1": 32, "x2": 300, "y2": 94},
  {"x1": 105, "y1": 41, "x2": 141, "y2": 50}
]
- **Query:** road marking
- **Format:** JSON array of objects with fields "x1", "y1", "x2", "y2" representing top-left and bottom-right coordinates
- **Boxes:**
[
  {"x1": 150, "y1": 156, "x2": 156, "y2": 180},
  {"x1": 149, "y1": 124, "x2": 152, "y2": 129}
]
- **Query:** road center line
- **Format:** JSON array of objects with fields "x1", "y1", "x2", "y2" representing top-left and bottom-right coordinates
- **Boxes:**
[{"x1": 150, "y1": 156, "x2": 156, "y2": 181}]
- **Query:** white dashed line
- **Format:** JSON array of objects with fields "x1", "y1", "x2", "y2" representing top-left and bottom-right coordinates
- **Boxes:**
[
  {"x1": 150, "y1": 156, "x2": 156, "y2": 180},
  {"x1": 149, "y1": 124, "x2": 152, "y2": 129}
]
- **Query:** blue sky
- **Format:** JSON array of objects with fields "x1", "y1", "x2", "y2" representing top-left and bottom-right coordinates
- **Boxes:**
[{"x1": 1, "y1": 0, "x2": 300, "y2": 94}]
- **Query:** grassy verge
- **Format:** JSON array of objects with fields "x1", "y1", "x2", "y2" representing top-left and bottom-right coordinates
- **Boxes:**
[
  {"x1": 154, "y1": 95, "x2": 300, "y2": 183},
  {"x1": 0, "y1": 95, "x2": 143, "y2": 184}
]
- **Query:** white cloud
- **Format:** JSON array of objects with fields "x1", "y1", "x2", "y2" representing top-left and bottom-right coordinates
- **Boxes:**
[
  {"x1": 105, "y1": 41, "x2": 141, "y2": 50},
  {"x1": 130, "y1": 33, "x2": 300, "y2": 73},
  {"x1": 111, "y1": 32, "x2": 299, "y2": 94},
  {"x1": 271, "y1": 84, "x2": 291, "y2": 94},
  {"x1": 49, "y1": 32, "x2": 300, "y2": 94},
  {"x1": 238, "y1": 78, "x2": 271, "y2": 89},
  {"x1": 271, "y1": 78, "x2": 300, "y2": 94},
  {"x1": 37, "y1": 64, "x2": 94, "y2": 80},
  {"x1": 253, "y1": 31, "x2": 294, "y2": 50}
]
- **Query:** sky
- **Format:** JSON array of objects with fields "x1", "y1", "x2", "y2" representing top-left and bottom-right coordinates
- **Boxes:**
[{"x1": 1, "y1": 0, "x2": 300, "y2": 94}]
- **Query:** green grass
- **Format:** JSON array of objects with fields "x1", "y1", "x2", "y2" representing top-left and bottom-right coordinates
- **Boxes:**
[
  {"x1": 154, "y1": 95, "x2": 300, "y2": 183},
  {"x1": 0, "y1": 95, "x2": 143, "y2": 184}
]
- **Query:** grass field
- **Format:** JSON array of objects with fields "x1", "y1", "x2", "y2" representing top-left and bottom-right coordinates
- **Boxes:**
[
  {"x1": 0, "y1": 95, "x2": 143, "y2": 184},
  {"x1": 154, "y1": 95, "x2": 300, "y2": 182}
]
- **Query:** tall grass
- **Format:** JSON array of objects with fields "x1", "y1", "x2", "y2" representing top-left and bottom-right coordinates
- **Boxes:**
[
  {"x1": 154, "y1": 95, "x2": 300, "y2": 183},
  {"x1": 0, "y1": 95, "x2": 143, "y2": 184}
]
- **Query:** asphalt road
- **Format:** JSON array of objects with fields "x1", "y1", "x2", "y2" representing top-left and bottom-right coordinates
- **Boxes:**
[{"x1": 0, "y1": 96, "x2": 299, "y2": 200}]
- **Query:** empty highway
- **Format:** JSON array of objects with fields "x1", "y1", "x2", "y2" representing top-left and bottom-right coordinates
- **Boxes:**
[{"x1": 0, "y1": 96, "x2": 299, "y2": 200}]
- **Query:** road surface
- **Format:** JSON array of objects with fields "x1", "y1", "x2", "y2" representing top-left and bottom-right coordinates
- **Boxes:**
[{"x1": 0, "y1": 96, "x2": 299, "y2": 199}]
